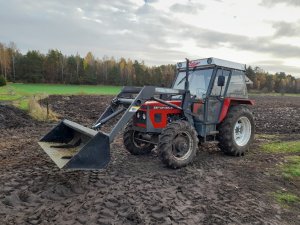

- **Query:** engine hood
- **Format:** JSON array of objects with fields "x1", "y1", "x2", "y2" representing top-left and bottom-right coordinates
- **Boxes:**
[{"x1": 140, "y1": 100, "x2": 182, "y2": 110}]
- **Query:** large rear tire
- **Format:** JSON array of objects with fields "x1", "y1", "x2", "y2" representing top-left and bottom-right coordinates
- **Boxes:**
[
  {"x1": 158, "y1": 120, "x2": 198, "y2": 169},
  {"x1": 217, "y1": 105, "x2": 254, "y2": 156},
  {"x1": 123, "y1": 123, "x2": 155, "y2": 155}
]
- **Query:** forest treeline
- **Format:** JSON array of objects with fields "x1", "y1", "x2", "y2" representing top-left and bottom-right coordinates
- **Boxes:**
[{"x1": 1, "y1": 41, "x2": 300, "y2": 93}]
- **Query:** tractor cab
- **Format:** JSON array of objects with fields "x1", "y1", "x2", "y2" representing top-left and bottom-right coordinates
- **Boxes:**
[
  {"x1": 173, "y1": 58, "x2": 248, "y2": 100},
  {"x1": 174, "y1": 58, "x2": 252, "y2": 135}
]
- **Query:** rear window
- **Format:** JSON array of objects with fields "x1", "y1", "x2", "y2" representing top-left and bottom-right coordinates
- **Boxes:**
[{"x1": 226, "y1": 70, "x2": 247, "y2": 98}]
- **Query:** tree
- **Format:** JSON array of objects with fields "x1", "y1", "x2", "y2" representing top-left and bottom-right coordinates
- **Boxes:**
[
  {"x1": 0, "y1": 41, "x2": 298, "y2": 93},
  {"x1": 0, "y1": 74, "x2": 6, "y2": 86},
  {"x1": 296, "y1": 79, "x2": 300, "y2": 93},
  {"x1": 65, "y1": 55, "x2": 78, "y2": 84},
  {"x1": 8, "y1": 41, "x2": 18, "y2": 81},
  {"x1": 17, "y1": 50, "x2": 44, "y2": 83},
  {"x1": 0, "y1": 43, "x2": 11, "y2": 80},
  {"x1": 60, "y1": 54, "x2": 66, "y2": 83},
  {"x1": 44, "y1": 49, "x2": 63, "y2": 83},
  {"x1": 119, "y1": 57, "x2": 127, "y2": 84},
  {"x1": 266, "y1": 75, "x2": 274, "y2": 92},
  {"x1": 83, "y1": 52, "x2": 96, "y2": 84}
]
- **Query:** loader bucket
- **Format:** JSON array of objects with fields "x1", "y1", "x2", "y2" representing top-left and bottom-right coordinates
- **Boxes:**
[{"x1": 38, "y1": 119, "x2": 110, "y2": 170}]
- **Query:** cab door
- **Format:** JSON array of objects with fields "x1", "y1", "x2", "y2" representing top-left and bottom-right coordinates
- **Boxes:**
[{"x1": 204, "y1": 68, "x2": 231, "y2": 124}]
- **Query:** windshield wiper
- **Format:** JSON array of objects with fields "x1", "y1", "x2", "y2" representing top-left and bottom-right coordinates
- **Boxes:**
[
  {"x1": 177, "y1": 76, "x2": 186, "y2": 86},
  {"x1": 176, "y1": 68, "x2": 197, "y2": 86}
]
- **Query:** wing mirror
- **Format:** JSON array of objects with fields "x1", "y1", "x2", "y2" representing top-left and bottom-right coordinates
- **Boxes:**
[{"x1": 217, "y1": 75, "x2": 225, "y2": 87}]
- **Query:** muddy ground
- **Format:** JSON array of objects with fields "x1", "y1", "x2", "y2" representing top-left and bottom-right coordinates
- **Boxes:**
[{"x1": 0, "y1": 95, "x2": 299, "y2": 225}]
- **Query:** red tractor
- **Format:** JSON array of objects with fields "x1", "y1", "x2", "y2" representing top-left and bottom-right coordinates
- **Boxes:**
[{"x1": 39, "y1": 58, "x2": 255, "y2": 170}]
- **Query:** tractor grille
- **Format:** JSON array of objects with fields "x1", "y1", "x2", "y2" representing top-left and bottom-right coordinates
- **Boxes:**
[{"x1": 134, "y1": 111, "x2": 146, "y2": 126}]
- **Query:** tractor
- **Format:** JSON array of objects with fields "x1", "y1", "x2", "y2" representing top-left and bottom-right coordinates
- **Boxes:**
[{"x1": 39, "y1": 57, "x2": 255, "y2": 170}]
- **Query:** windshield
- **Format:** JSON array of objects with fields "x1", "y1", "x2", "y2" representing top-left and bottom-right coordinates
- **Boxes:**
[{"x1": 172, "y1": 68, "x2": 213, "y2": 98}]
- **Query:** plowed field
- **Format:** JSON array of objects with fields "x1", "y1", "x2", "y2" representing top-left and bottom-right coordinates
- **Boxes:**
[{"x1": 0, "y1": 95, "x2": 299, "y2": 225}]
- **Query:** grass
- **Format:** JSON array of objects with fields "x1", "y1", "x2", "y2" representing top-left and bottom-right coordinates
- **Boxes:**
[
  {"x1": 28, "y1": 96, "x2": 58, "y2": 121},
  {"x1": 0, "y1": 85, "x2": 23, "y2": 100},
  {"x1": 262, "y1": 141, "x2": 300, "y2": 206},
  {"x1": 0, "y1": 85, "x2": 28, "y2": 109},
  {"x1": 261, "y1": 141, "x2": 300, "y2": 178},
  {"x1": 273, "y1": 191, "x2": 300, "y2": 205},
  {"x1": 9, "y1": 83, "x2": 121, "y2": 95},
  {"x1": 282, "y1": 156, "x2": 300, "y2": 179},
  {"x1": 258, "y1": 134, "x2": 300, "y2": 208},
  {"x1": 0, "y1": 83, "x2": 121, "y2": 110},
  {"x1": 255, "y1": 134, "x2": 279, "y2": 141},
  {"x1": 261, "y1": 141, "x2": 300, "y2": 153}
]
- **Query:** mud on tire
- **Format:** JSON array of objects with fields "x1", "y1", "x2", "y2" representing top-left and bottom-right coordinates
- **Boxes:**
[
  {"x1": 217, "y1": 105, "x2": 255, "y2": 156},
  {"x1": 123, "y1": 123, "x2": 155, "y2": 155},
  {"x1": 158, "y1": 120, "x2": 198, "y2": 169}
]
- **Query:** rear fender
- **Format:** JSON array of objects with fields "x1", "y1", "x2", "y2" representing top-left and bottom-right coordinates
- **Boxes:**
[{"x1": 219, "y1": 98, "x2": 254, "y2": 123}]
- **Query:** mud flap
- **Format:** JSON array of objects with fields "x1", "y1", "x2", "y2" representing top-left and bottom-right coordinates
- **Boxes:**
[{"x1": 38, "y1": 119, "x2": 110, "y2": 170}]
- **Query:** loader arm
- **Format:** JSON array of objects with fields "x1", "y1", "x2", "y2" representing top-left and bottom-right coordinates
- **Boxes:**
[
  {"x1": 93, "y1": 86, "x2": 185, "y2": 142},
  {"x1": 38, "y1": 86, "x2": 185, "y2": 170}
]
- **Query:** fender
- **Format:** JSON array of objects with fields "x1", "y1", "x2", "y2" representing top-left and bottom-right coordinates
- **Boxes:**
[{"x1": 219, "y1": 98, "x2": 255, "y2": 122}]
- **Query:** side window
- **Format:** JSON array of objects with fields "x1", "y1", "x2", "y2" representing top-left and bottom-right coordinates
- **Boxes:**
[
  {"x1": 211, "y1": 69, "x2": 230, "y2": 96},
  {"x1": 226, "y1": 70, "x2": 248, "y2": 98}
]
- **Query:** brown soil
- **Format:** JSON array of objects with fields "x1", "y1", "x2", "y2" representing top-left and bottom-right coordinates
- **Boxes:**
[
  {"x1": 0, "y1": 95, "x2": 299, "y2": 225},
  {"x1": 0, "y1": 105, "x2": 37, "y2": 129},
  {"x1": 252, "y1": 95, "x2": 300, "y2": 134}
]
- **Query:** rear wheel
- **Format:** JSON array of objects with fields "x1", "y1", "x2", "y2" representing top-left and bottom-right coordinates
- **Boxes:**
[
  {"x1": 158, "y1": 120, "x2": 198, "y2": 169},
  {"x1": 217, "y1": 105, "x2": 254, "y2": 156},
  {"x1": 123, "y1": 123, "x2": 155, "y2": 155}
]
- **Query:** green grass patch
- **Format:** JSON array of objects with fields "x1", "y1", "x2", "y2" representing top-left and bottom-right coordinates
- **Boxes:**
[
  {"x1": 273, "y1": 191, "x2": 299, "y2": 205},
  {"x1": 261, "y1": 141, "x2": 300, "y2": 153},
  {"x1": 9, "y1": 83, "x2": 121, "y2": 95},
  {"x1": 282, "y1": 156, "x2": 300, "y2": 179},
  {"x1": 256, "y1": 134, "x2": 279, "y2": 140},
  {"x1": 0, "y1": 83, "x2": 122, "y2": 111},
  {"x1": 0, "y1": 85, "x2": 23, "y2": 100},
  {"x1": 13, "y1": 98, "x2": 29, "y2": 110},
  {"x1": 0, "y1": 85, "x2": 30, "y2": 109}
]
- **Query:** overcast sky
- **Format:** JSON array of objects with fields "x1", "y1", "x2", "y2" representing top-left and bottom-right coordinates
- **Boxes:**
[{"x1": 0, "y1": 0, "x2": 300, "y2": 77}]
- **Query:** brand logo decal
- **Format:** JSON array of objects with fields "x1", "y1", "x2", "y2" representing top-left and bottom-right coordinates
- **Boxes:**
[
  {"x1": 129, "y1": 106, "x2": 140, "y2": 112},
  {"x1": 153, "y1": 106, "x2": 173, "y2": 110}
]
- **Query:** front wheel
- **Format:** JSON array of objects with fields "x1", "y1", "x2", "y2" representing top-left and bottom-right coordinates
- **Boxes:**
[
  {"x1": 158, "y1": 120, "x2": 198, "y2": 169},
  {"x1": 217, "y1": 105, "x2": 255, "y2": 156},
  {"x1": 123, "y1": 123, "x2": 155, "y2": 155}
]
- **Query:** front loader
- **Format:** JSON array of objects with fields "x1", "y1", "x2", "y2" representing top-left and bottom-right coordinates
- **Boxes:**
[{"x1": 39, "y1": 57, "x2": 255, "y2": 170}]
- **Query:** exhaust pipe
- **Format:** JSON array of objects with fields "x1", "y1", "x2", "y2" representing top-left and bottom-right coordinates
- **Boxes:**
[{"x1": 38, "y1": 119, "x2": 110, "y2": 170}]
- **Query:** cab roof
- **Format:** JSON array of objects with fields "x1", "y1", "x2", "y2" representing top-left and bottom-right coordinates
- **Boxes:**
[{"x1": 177, "y1": 57, "x2": 245, "y2": 71}]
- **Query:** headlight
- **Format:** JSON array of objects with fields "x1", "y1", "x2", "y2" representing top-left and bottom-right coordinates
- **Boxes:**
[
  {"x1": 136, "y1": 112, "x2": 140, "y2": 118},
  {"x1": 142, "y1": 113, "x2": 146, "y2": 120}
]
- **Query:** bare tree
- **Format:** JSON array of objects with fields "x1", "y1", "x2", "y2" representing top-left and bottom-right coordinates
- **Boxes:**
[
  {"x1": 103, "y1": 55, "x2": 108, "y2": 83},
  {"x1": 9, "y1": 42, "x2": 17, "y2": 81},
  {"x1": 0, "y1": 43, "x2": 4, "y2": 75},
  {"x1": 0, "y1": 44, "x2": 11, "y2": 79},
  {"x1": 75, "y1": 52, "x2": 80, "y2": 80},
  {"x1": 60, "y1": 54, "x2": 65, "y2": 83}
]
